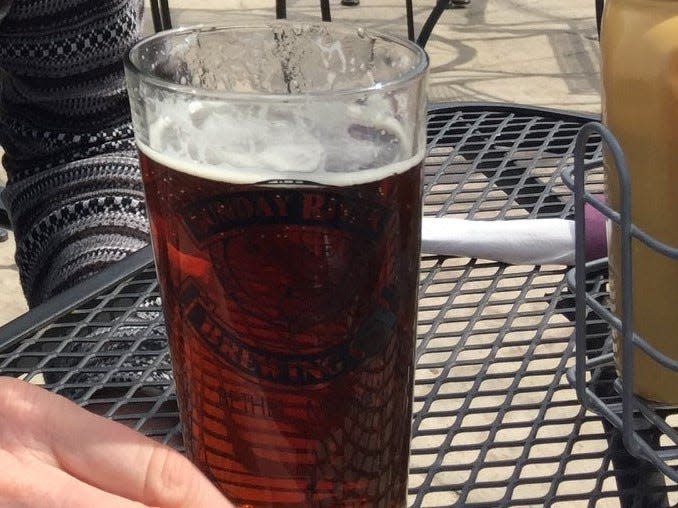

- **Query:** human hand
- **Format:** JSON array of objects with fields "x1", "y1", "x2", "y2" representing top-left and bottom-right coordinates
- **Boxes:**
[{"x1": 0, "y1": 377, "x2": 234, "y2": 508}]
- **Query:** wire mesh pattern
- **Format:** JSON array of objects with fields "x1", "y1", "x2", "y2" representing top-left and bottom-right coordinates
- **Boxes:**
[
  {"x1": 565, "y1": 259, "x2": 678, "y2": 503},
  {"x1": 562, "y1": 122, "x2": 678, "y2": 495},
  {"x1": 4, "y1": 103, "x2": 671, "y2": 506}
]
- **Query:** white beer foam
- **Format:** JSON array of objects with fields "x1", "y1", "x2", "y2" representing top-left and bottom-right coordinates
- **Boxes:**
[
  {"x1": 139, "y1": 139, "x2": 424, "y2": 186},
  {"x1": 138, "y1": 95, "x2": 423, "y2": 186}
]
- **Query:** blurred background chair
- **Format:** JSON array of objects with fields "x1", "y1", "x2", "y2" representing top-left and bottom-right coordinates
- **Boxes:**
[
  {"x1": 149, "y1": 0, "x2": 333, "y2": 31},
  {"x1": 147, "y1": 0, "x2": 471, "y2": 47}
]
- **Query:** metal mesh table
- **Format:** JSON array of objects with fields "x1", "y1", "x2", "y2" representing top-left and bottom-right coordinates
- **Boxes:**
[{"x1": 2, "y1": 103, "x2": 672, "y2": 507}]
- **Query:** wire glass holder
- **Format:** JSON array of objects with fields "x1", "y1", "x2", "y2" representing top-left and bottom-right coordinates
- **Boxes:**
[{"x1": 561, "y1": 122, "x2": 678, "y2": 481}]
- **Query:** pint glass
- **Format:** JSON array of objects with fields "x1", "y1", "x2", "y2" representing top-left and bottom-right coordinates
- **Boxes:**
[{"x1": 125, "y1": 23, "x2": 428, "y2": 506}]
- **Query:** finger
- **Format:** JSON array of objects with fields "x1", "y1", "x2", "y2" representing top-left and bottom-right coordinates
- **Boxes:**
[
  {"x1": 0, "y1": 378, "x2": 233, "y2": 508},
  {"x1": 0, "y1": 448, "x2": 147, "y2": 508}
]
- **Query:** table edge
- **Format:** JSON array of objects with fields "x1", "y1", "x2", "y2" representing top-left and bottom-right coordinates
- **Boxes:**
[{"x1": 0, "y1": 245, "x2": 154, "y2": 350}]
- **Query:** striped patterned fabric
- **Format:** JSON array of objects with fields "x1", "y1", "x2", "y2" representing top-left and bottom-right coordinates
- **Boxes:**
[{"x1": 0, "y1": 0, "x2": 149, "y2": 307}]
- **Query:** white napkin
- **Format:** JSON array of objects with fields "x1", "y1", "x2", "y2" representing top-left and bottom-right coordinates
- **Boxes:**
[{"x1": 421, "y1": 218, "x2": 576, "y2": 265}]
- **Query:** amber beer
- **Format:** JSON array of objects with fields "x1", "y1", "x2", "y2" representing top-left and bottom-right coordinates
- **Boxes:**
[
  {"x1": 138, "y1": 145, "x2": 422, "y2": 505},
  {"x1": 126, "y1": 22, "x2": 428, "y2": 507}
]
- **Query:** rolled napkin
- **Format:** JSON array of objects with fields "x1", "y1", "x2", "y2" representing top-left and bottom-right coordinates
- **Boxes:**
[{"x1": 421, "y1": 203, "x2": 607, "y2": 266}]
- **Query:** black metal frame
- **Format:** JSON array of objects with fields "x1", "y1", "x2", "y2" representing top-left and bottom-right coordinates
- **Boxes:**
[
  {"x1": 147, "y1": 0, "x2": 465, "y2": 47},
  {"x1": 0, "y1": 245, "x2": 153, "y2": 350},
  {"x1": 596, "y1": 0, "x2": 604, "y2": 36},
  {"x1": 149, "y1": 0, "x2": 173, "y2": 32}
]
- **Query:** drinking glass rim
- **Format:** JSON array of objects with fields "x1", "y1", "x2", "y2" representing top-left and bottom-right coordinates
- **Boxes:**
[{"x1": 124, "y1": 21, "x2": 429, "y2": 102}]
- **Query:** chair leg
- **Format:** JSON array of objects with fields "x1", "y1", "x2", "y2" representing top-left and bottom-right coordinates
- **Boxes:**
[
  {"x1": 159, "y1": 0, "x2": 172, "y2": 30},
  {"x1": 405, "y1": 0, "x2": 415, "y2": 41},
  {"x1": 416, "y1": 0, "x2": 448, "y2": 47},
  {"x1": 320, "y1": 0, "x2": 332, "y2": 21},
  {"x1": 149, "y1": 0, "x2": 162, "y2": 33},
  {"x1": 278, "y1": 0, "x2": 331, "y2": 22},
  {"x1": 277, "y1": 0, "x2": 286, "y2": 19},
  {"x1": 150, "y1": 0, "x2": 172, "y2": 32},
  {"x1": 596, "y1": 0, "x2": 604, "y2": 37}
]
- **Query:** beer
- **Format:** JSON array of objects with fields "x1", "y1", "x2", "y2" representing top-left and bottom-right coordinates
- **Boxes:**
[
  {"x1": 138, "y1": 142, "x2": 423, "y2": 506},
  {"x1": 125, "y1": 22, "x2": 428, "y2": 506},
  {"x1": 601, "y1": 0, "x2": 678, "y2": 403}
]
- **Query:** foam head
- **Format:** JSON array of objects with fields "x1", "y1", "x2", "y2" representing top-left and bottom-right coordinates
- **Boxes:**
[{"x1": 125, "y1": 23, "x2": 429, "y2": 184}]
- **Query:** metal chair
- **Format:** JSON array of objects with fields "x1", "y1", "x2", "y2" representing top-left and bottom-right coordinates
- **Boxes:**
[
  {"x1": 147, "y1": 0, "x2": 470, "y2": 47},
  {"x1": 149, "y1": 0, "x2": 333, "y2": 31}
]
